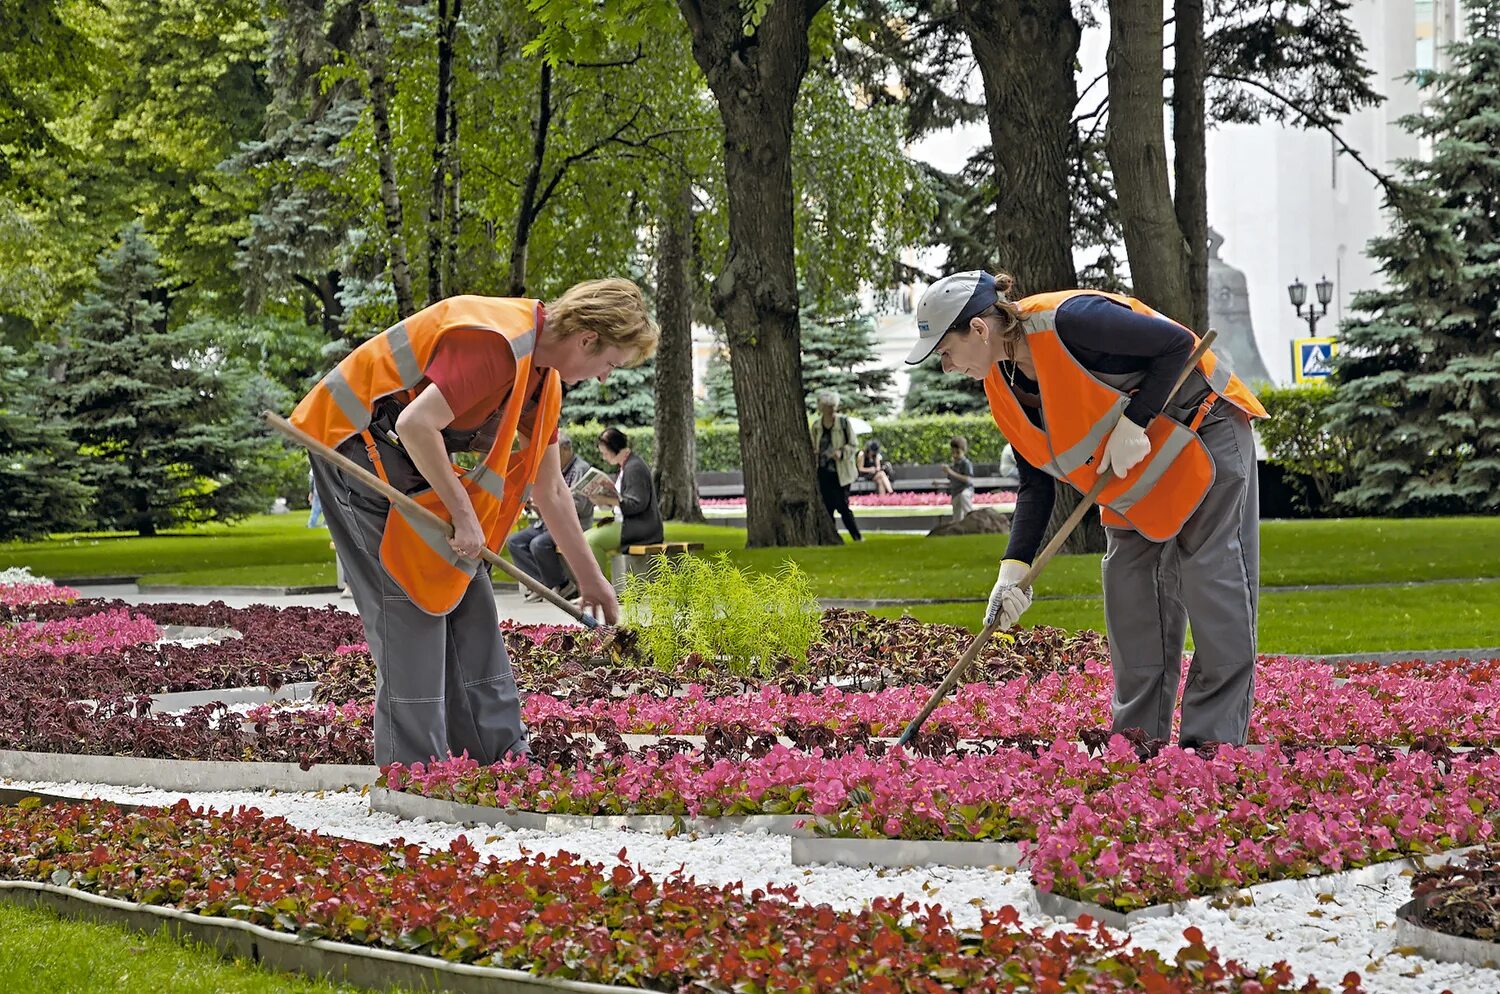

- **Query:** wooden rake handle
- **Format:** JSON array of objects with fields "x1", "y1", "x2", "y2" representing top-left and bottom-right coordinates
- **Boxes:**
[
  {"x1": 894, "y1": 330, "x2": 1219, "y2": 746},
  {"x1": 263, "y1": 411, "x2": 600, "y2": 628}
]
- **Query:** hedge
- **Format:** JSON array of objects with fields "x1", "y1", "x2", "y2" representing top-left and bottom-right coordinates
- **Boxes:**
[{"x1": 566, "y1": 414, "x2": 1006, "y2": 472}]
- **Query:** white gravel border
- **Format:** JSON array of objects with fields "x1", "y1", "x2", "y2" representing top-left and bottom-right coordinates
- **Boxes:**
[{"x1": 3, "y1": 777, "x2": 1495, "y2": 994}]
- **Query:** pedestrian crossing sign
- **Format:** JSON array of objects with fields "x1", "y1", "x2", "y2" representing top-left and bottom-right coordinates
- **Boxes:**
[{"x1": 1292, "y1": 336, "x2": 1337, "y2": 383}]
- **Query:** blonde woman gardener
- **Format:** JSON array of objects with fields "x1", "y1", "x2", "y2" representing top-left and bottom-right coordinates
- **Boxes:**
[
  {"x1": 907, "y1": 272, "x2": 1267, "y2": 747},
  {"x1": 291, "y1": 279, "x2": 658, "y2": 766}
]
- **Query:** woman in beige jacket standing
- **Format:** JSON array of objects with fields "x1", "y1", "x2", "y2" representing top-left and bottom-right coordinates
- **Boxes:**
[{"x1": 809, "y1": 389, "x2": 862, "y2": 542}]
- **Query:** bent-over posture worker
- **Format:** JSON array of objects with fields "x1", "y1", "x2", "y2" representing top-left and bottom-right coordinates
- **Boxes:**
[
  {"x1": 906, "y1": 271, "x2": 1267, "y2": 747},
  {"x1": 290, "y1": 280, "x2": 658, "y2": 766}
]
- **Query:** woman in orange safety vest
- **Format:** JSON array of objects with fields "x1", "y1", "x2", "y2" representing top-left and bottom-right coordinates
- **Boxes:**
[
  {"x1": 292, "y1": 278, "x2": 658, "y2": 767},
  {"x1": 907, "y1": 271, "x2": 1267, "y2": 748}
]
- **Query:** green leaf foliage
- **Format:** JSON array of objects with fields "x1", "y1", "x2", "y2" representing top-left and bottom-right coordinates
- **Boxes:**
[
  {"x1": 622, "y1": 552, "x2": 821, "y2": 676},
  {"x1": 1325, "y1": 0, "x2": 1500, "y2": 514},
  {"x1": 40, "y1": 225, "x2": 287, "y2": 535},
  {"x1": 0, "y1": 344, "x2": 93, "y2": 540}
]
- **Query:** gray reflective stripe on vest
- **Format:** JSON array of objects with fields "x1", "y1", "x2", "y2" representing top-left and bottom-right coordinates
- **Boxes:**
[
  {"x1": 386, "y1": 322, "x2": 423, "y2": 388},
  {"x1": 322, "y1": 367, "x2": 370, "y2": 432},
  {"x1": 464, "y1": 463, "x2": 507, "y2": 501},
  {"x1": 1206, "y1": 356, "x2": 1231, "y2": 394},
  {"x1": 396, "y1": 504, "x2": 474, "y2": 572},
  {"x1": 1021, "y1": 309, "x2": 1058, "y2": 336},
  {"x1": 1107, "y1": 425, "x2": 1198, "y2": 513},
  {"x1": 1052, "y1": 396, "x2": 1129, "y2": 476},
  {"x1": 511, "y1": 328, "x2": 535, "y2": 360}
]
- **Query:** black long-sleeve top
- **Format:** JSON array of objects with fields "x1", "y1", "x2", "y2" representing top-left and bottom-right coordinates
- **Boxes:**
[
  {"x1": 1003, "y1": 294, "x2": 1194, "y2": 565},
  {"x1": 616, "y1": 451, "x2": 664, "y2": 547}
]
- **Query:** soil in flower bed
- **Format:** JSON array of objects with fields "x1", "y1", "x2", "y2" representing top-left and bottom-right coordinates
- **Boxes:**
[
  {"x1": 315, "y1": 612, "x2": 1109, "y2": 703},
  {"x1": 1410, "y1": 843, "x2": 1500, "y2": 942},
  {"x1": 0, "y1": 796, "x2": 1361, "y2": 994}
]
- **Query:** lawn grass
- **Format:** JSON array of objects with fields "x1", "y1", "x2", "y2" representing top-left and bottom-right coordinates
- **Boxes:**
[
  {"x1": 4, "y1": 514, "x2": 1498, "y2": 654},
  {"x1": 7, "y1": 515, "x2": 1497, "y2": 596},
  {"x1": 873, "y1": 579, "x2": 1500, "y2": 654},
  {"x1": 0, "y1": 901, "x2": 399, "y2": 994}
]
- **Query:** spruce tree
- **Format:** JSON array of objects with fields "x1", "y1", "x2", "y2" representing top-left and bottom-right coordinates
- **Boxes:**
[
  {"x1": 799, "y1": 297, "x2": 894, "y2": 417},
  {"x1": 701, "y1": 294, "x2": 895, "y2": 422},
  {"x1": 560, "y1": 359, "x2": 657, "y2": 429},
  {"x1": 43, "y1": 225, "x2": 284, "y2": 536},
  {"x1": 1326, "y1": 0, "x2": 1500, "y2": 514},
  {"x1": 0, "y1": 345, "x2": 92, "y2": 540},
  {"x1": 902, "y1": 359, "x2": 989, "y2": 414}
]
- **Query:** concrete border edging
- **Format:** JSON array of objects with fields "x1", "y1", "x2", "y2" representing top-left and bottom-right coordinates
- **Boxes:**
[
  {"x1": 1032, "y1": 847, "x2": 1477, "y2": 931},
  {"x1": 369, "y1": 786, "x2": 813, "y2": 837},
  {"x1": 0, "y1": 881, "x2": 662, "y2": 994},
  {"x1": 790, "y1": 836, "x2": 1025, "y2": 869},
  {"x1": 1394, "y1": 898, "x2": 1500, "y2": 969},
  {"x1": 146, "y1": 681, "x2": 319, "y2": 714},
  {"x1": 0, "y1": 750, "x2": 375, "y2": 792}
]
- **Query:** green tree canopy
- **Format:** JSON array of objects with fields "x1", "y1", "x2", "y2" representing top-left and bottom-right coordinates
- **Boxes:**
[{"x1": 1325, "y1": 0, "x2": 1500, "y2": 514}]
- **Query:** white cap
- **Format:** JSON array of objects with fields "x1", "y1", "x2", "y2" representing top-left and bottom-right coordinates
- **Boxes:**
[{"x1": 906, "y1": 270, "x2": 999, "y2": 365}]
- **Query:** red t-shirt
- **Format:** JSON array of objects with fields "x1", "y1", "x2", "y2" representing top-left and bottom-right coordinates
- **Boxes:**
[{"x1": 416, "y1": 329, "x2": 557, "y2": 442}]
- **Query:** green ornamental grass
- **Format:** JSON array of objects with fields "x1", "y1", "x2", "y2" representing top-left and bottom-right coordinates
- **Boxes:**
[{"x1": 622, "y1": 553, "x2": 821, "y2": 677}]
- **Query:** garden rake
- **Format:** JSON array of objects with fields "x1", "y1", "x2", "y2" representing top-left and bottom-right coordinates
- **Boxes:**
[
  {"x1": 264, "y1": 411, "x2": 619, "y2": 645},
  {"x1": 894, "y1": 330, "x2": 1219, "y2": 747}
]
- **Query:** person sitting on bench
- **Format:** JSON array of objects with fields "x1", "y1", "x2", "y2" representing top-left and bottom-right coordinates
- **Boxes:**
[
  {"x1": 507, "y1": 431, "x2": 595, "y2": 601},
  {"x1": 583, "y1": 426, "x2": 663, "y2": 575},
  {"x1": 857, "y1": 439, "x2": 894, "y2": 495}
]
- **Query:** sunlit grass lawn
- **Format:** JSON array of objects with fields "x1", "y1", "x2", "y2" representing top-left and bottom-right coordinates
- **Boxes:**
[
  {"x1": 0, "y1": 901, "x2": 399, "y2": 994},
  {"x1": 3, "y1": 514, "x2": 1497, "y2": 652}
]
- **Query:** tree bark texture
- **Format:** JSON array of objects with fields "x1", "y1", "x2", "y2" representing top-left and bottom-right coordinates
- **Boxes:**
[
  {"x1": 446, "y1": 94, "x2": 462, "y2": 295},
  {"x1": 1173, "y1": 0, "x2": 1208, "y2": 333},
  {"x1": 958, "y1": 0, "x2": 1081, "y2": 295},
  {"x1": 508, "y1": 60, "x2": 552, "y2": 297},
  {"x1": 1105, "y1": 0, "x2": 1191, "y2": 324},
  {"x1": 652, "y1": 178, "x2": 704, "y2": 523},
  {"x1": 427, "y1": 0, "x2": 461, "y2": 304},
  {"x1": 361, "y1": 1, "x2": 415, "y2": 316},
  {"x1": 677, "y1": 0, "x2": 838, "y2": 547}
]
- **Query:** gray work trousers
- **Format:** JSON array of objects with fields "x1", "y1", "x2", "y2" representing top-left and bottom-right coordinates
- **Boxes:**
[
  {"x1": 1100, "y1": 400, "x2": 1259, "y2": 747},
  {"x1": 309, "y1": 454, "x2": 529, "y2": 768}
]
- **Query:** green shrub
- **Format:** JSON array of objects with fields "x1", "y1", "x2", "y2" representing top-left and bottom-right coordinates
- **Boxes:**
[
  {"x1": 566, "y1": 414, "x2": 1005, "y2": 473},
  {"x1": 1256, "y1": 383, "x2": 1360, "y2": 515},
  {"x1": 621, "y1": 553, "x2": 821, "y2": 677}
]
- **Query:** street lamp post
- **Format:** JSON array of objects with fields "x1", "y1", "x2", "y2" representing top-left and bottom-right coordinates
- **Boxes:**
[{"x1": 1287, "y1": 275, "x2": 1335, "y2": 335}]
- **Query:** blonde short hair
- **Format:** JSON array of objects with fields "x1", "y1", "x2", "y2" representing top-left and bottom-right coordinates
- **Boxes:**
[{"x1": 548, "y1": 278, "x2": 659, "y2": 366}]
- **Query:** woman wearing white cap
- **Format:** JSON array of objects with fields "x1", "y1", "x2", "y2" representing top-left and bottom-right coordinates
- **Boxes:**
[{"x1": 907, "y1": 271, "x2": 1268, "y2": 747}]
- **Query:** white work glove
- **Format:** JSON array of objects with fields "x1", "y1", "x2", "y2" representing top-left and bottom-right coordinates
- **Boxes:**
[
  {"x1": 1097, "y1": 413, "x2": 1151, "y2": 479},
  {"x1": 984, "y1": 559, "x2": 1033, "y2": 629}
]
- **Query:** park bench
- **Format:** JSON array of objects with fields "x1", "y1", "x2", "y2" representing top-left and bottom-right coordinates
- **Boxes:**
[
  {"x1": 611, "y1": 541, "x2": 706, "y2": 591},
  {"x1": 694, "y1": 465, "x2": 1017, "y2": 500}
]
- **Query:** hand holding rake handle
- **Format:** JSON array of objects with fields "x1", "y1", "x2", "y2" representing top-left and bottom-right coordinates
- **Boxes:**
[
  {"x1": 263, "y1": 411, "x2": 602, "y2": 629},
  {"x1": 894, "y1": 330, "x2": 1219, "y2": 747}
]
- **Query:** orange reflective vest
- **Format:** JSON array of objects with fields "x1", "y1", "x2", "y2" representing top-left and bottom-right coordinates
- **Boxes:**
[
  {"x1": 290, "y1": 295, "x2": 562, "y2": 615},
  {"x1": 984, "y1": 289, "x2": 1267, "y2": 542}
]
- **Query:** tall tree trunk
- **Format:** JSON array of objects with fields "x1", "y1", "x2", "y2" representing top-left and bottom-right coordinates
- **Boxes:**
[
  {"x1": 361, "y1": 1, "x2": 415, "y2": 315},
  {"x1": 653, "y1": 178, "x2": 704, "y2": 523},
  {"x1": 957, "y1": 0, "x2": 1080, "y2": 295},
  {"x1": 677, "y1": 0, "x2": 837, "y2": 547},
  {"x1": 446, "y1": 95, "x2": 462, "y2": 295},
  {"x1": 961, "y1": 0, "x2": 1104, "y2": 555},
  {"x1": 427, "y1": 0, "x2": 461, "y2": 304},
  {"x1": 508, "y1": 60, "x2": 552, "y2": 297},
  {"x1": 1172, "y1": 0, "x2": 1208, "y2": 334},
  {"x1": 1105, "y1": 0, "x2": 1190, "y2": 324}
]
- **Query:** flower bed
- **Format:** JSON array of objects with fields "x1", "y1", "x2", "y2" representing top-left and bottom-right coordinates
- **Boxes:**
[
  {"x1": 0, "y1": 796, "x2": 1359, "y2": 994},
  {"x1": 0, "y1": 608, "x2": 159, "y2": 657},
  {"x1": 382, "y1": 740, "x2": 1500, "y2": 910},
  {"x1": 1409, "y1": 843, "x2": 1500, "y2": 943},
  {"x1": 701, "y1": 490, "x2": 1018, "y2": 509}
]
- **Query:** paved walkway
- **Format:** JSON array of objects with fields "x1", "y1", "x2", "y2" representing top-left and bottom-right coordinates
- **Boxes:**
[{"x1": 76, "y1": 583, "x2": 577, "y2": 624}]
